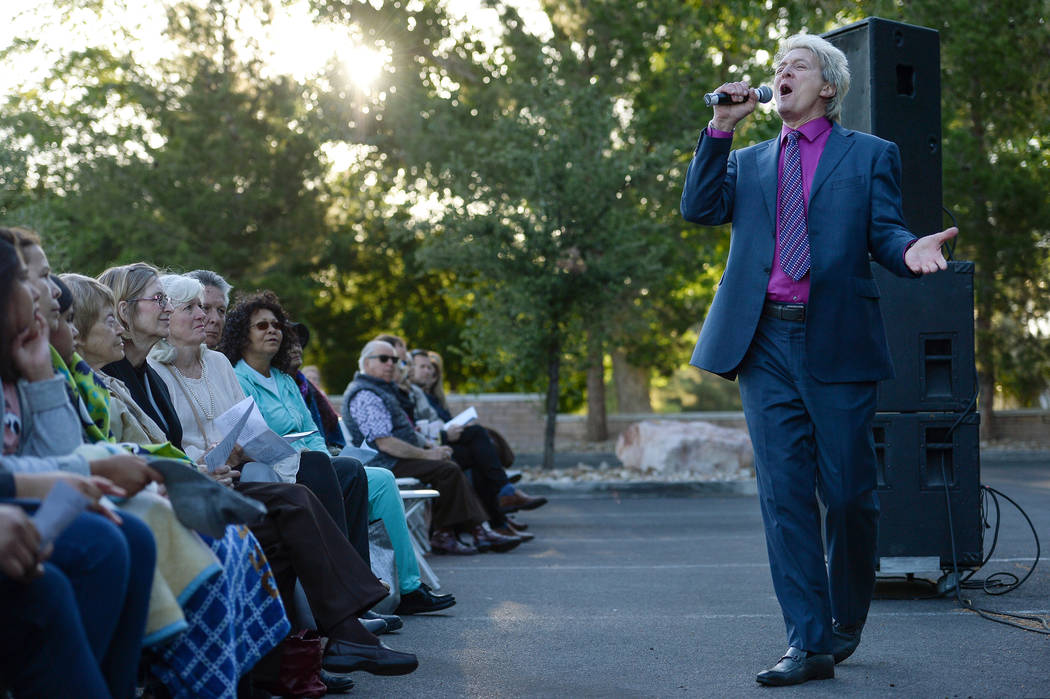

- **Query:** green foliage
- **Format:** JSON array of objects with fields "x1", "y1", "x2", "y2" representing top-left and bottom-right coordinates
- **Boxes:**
[{"x1": 1, "y1": 0, "x2": 1048, "y2": 422}]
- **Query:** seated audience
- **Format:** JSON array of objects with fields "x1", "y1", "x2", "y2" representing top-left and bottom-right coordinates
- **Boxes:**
[
  {"x1": 16, "y1": 251, "x2": 288, "y2": 696},
  {"x1": 1, "y1": 230, "x2": 155, "y2": 698},
  {"x1": 218, "y1": 289, "x2": 455, "y2": 612},
  {"x1": 343, "y1": 339, "x2": 525, "y2": 554},
  {"x1": 67, "y1": 271, "x2": 418, "y2": 678},
  {"x1": 378, "y1": 334, "x2": 545, "y2": 538},
  {"x1": 417, "y1": 349, "x2": 517, "y2": 471}
]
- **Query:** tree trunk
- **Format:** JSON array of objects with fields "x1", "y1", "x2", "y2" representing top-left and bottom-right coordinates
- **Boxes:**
[
  {"x1": 612, "y1": 349, "x2": 652, "y2": 413},
  {"x1": 585, "y1": 334, "x2": 607, "y2": 442},
  {"x1": 542, "y1": 339, "x2": 560, "y2": 470}
]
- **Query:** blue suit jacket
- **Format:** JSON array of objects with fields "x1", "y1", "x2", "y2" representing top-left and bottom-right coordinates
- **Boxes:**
[{"x1": 681, "y1": 122, "x2": 917, "y2": 382}]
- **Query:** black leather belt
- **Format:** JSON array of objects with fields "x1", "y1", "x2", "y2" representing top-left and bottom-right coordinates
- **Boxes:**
[{"x1": 762, "y1": 301, "x2": 806, "y2": 322}]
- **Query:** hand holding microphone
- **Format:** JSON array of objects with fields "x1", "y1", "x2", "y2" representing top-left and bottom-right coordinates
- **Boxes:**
[
  {"x1": 704, "y1": 85, "x2": 773, "y2": 106},
  {"x1": 705, "y1": 82, "x2": 770, "y2": 132}
]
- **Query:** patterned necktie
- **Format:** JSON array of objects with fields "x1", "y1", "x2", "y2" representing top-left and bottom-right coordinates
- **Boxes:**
[{"x1": 779, "y1": 130, "x2": 810, "y2": 280}]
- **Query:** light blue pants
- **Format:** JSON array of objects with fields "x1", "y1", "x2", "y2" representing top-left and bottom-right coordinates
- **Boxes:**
[{"x1": 364, "y1": 466, "x2": 422, "y2": 594}]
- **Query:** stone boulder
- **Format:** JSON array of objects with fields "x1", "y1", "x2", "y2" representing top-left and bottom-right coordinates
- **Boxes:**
[{"x1": 615, "y1": 420, "x2": 754, "y2": 480}]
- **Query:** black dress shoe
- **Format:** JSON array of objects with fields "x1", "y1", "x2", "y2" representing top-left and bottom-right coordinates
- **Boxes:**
[
  {"x1": 831, "y1": 623, "x2": 863, "y2": 663},
  {"x1": 755, "y1": 647, "x2": 834, "y2": 686},
  {"x1": 395, "y1": 583, "x2": 457, "y2": 615},
  {"x1": 359, "y1": 616, "x2": 387, "y2": 635},
  {"x1": 322, "y1": 639, "x2": 418, "y2": 675},
  {"x1": 319, "y1": 669, "x2": 355, "y2": 693},
  {"x1": 362, "y1": 609, "x2": 403, "y2": 633}
]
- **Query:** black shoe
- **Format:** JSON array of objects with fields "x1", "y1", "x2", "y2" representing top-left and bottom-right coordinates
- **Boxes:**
[
  {"x1": 319, "y1": 669, "x2": 355, "y2": 693},
  {"x1": 507, "y1": 469, "x2": 523, "y2": 483},
  {"x1": 395, "y1": 583, "x2": 457, "y2": 615},
  {"x1": 755, "y1": 647, "x2": 834, "y2": 686},
  {"x1": 362, "y1": 609, "x2": 403, "y2": 633},
  {"x1": 359, "y1": 616, "x2": 388, "y2": 635},
  {"x1": 831, "y1": 622, "x2": 863, "y2": 664},
  {"x1": 322, "y1": 639, "x2": 418, "y2": 676}
]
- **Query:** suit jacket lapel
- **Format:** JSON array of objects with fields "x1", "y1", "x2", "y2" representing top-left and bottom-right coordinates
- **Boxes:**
[
  {"x1": 755, "y1": 138, "x2": 779, "y2": 230},
  {"x1": 810, "y1": 123, "x2": 855, "y2": 202}
]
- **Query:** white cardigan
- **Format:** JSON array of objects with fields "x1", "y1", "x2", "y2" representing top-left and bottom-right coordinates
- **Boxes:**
[{"x1": 149, "y1": 347, "x2": 247, "y2": 463}]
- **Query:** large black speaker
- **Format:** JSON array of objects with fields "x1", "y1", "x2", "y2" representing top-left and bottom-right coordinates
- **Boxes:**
[
  {"x1": 874, "y1": 260, "x2": 976, "y2": 412},
  {"x1": 824, "y1": 18, "x2": 942, "y2": 236},
  {"x1": 872, "y1": 411, "x2": 983, "y2": 568}
]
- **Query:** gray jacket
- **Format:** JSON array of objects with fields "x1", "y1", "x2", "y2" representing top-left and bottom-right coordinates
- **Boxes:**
[{"x1": 2, "y1": 377, "x2": 90, "y2": 475}]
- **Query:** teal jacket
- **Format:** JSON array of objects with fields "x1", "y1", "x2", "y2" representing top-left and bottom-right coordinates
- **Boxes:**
[{"x1": 233, "y1": 360, "x2": 330, "y2": 455}]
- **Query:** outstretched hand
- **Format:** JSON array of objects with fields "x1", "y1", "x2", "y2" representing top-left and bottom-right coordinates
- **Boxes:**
[{"x1": 905, "y1": 227, "x2": 959, "y2": 275}]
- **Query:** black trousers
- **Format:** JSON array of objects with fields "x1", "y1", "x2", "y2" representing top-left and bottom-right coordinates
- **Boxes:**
[
  {"x1": 449, "y1": 424, "x2": 511, "y2": 525},
  {"x1": 296, "y1": 451, "x2": 371, "y2": 565},
  {"x1": 237, "y1": 482, "x2": 384, "y2": 645}
]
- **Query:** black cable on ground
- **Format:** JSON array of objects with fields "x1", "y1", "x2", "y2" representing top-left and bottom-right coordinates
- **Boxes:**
[{"x1": 940, "y1": 458, "x2": 1050, "y2": 634}]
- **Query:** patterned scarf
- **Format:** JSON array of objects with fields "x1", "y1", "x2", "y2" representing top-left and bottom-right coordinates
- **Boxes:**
[
  {"x1": 52, "y1": 347, "x2": 109, "y2": 443},
  {"x1": 53, "y1": 347, "x2": 192, "y2": 463}
]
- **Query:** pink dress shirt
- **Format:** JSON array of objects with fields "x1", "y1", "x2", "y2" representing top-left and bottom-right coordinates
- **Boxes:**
[{"x1": 707, "y1": 118, "x2": 834, "y2": 304}]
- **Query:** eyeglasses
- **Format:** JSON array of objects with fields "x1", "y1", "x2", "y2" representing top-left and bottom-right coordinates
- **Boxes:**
[
  {"x1": 253, "y1": 320, "x2": 284, "y2": 332},
  {"x1": 367, "y1": 354, "x2": 398, "y2": 364},
  {"x1": 130, "y1": 293, "x2": 170, "y2": 308}
]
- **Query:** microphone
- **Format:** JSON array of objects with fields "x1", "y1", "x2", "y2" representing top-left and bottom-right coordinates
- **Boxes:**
[{"x1": 704, "y1": 85, "x2": 773, "y2": 107}]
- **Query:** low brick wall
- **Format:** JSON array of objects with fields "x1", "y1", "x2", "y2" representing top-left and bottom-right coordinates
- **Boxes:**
[
  {"x1": 445, "y1": 393, "x2": 548, "y2": 454},
  {"x1": 446, "y1": 393, "x2": 748, "y2": 453},
  {"x1": 989, "y1": 409, "x2": 1050, "y2": 446},
  {"x1": 338, "y1": 391, "x2": 1050, "y2": 453}
]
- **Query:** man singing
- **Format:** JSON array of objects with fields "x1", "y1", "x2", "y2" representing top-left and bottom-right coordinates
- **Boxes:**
[{"x1": 680, "y1": 33, "x2": 957, "y2": 686}]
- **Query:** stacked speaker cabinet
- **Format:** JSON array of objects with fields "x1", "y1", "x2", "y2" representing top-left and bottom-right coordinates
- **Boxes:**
[
  {"x1": 825, "y1": 19, "x2": 983, "y2": 573},
  {"x1": 824, "y1": 17, "x2": 942, "y2": 236}
]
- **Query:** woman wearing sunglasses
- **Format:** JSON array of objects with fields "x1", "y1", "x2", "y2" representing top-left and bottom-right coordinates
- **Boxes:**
[{"x1": 220, "y1": 292, "x2": 457, "y2": 614}]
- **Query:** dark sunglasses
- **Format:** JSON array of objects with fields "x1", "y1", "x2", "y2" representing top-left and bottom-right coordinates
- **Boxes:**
[
  {"x1": 367, "y1": 354, "x2": 398, "y2": 364},
  {"x1": 253, "y1": 320, "x2": 284, "y2": 332}
]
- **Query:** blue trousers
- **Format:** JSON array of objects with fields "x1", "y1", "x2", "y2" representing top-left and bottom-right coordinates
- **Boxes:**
[
  {"x1": 0, "y1": 507, "x2": 155, "y2": 698},
  {"x1": 737, "y1": 316, "x2": 879, "y2": 653},
  {"x1": 364, "y1": 466, "x2": 422, "y2": 595}
]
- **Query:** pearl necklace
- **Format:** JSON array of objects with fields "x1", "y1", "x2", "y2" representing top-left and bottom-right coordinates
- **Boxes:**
[{"x1": 174, "y1": 357, "x2": 216, "y2": 419}]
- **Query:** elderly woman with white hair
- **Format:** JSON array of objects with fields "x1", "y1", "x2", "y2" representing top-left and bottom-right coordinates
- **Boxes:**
[{"x1": 146, "y1": 273, "x2": 421, "y2": 675}]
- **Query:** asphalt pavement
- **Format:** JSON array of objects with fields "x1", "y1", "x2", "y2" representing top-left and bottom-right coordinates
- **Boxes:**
[{"x1": 348, "y1": 451, "x2": 1050, "y2": 697}]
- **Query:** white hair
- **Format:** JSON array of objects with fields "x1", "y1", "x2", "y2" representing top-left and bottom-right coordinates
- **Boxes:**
[
  {"x1": 159, "y1": 274, "x2": 204, "y2": 306},
  {"x1": 774, "y1": 33, "x2": 851, "y2": 122},
  {"x1": 150, "y1": 274, "x2": 206, "y2": 364},
  {"x1": 358, "y1": 340, "x2": 394, "y2": 373}
]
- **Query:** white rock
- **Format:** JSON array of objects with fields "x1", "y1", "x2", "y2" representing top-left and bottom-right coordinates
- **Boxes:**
[{"x1": 615, "y1": 420, "x2": 754, "y2": 480}]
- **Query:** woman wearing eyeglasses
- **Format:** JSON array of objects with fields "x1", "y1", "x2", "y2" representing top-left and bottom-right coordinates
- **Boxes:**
[{"x1": 97, "y1": 263, "x2": 185, "y2": 450}]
